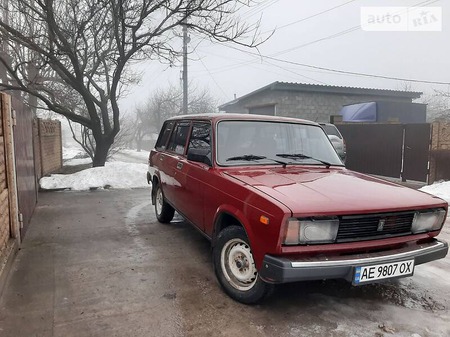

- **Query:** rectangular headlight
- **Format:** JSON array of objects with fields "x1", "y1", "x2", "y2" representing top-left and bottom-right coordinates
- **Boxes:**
[
  {"x1": 411, "y1": 209, "x2": 446, "y2": 234},
  {"x1": 284, "y1": 218, "x2": 339, "y2": 245}
]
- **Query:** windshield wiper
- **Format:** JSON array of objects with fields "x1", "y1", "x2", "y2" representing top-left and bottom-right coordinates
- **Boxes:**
[
  {"x1": 226, "y1": 154, "x2": 266, "y2": 161},
  {"x1": 226, "y1": 154, "x2": 288, "y2": 167},
  {"x1": 276, "y1": 153, "x2": 332, "y2": 168}
]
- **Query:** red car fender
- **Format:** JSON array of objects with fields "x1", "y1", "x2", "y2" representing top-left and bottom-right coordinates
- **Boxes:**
[{"x1": 212, "y1": 203, "x2": 268, "y2": 269}]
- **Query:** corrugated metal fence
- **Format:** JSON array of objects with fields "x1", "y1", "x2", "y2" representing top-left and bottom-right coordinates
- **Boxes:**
[
  {"x1": 12, "y1": 97, "x2": 37, "y2": 236},
  {"x1": 337, "y1": 123, "x2": 431, "y2": 183}
]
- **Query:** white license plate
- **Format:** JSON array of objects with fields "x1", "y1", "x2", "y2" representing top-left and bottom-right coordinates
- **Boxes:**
[{"x1": 353, "y1": 260, "x2": 414, "y2": 284}]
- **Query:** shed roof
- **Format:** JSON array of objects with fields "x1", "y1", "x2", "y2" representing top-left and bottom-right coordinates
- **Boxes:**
[{"x1": 219, "y1": 81, "x2": 423, "y2": 110}]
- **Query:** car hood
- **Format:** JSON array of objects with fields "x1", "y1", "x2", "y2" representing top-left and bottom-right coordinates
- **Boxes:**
[{"x1": 224, "y1": 167, "x2": 447, "y2": 216}]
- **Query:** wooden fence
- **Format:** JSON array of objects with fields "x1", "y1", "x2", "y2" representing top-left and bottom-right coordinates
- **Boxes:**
[{"x1": 0, "y1": 93, "x2": 20, "y2": 292}]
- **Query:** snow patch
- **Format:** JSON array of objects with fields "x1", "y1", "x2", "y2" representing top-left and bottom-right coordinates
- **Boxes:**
[
  {"x1": 63, "y1": 145, "x2": 85, "y2": 160},
  {"x1": 419, "y1": 181, "x2": 450, "y2": 204},
  {"x1": 117, "y1": 148, "x2": 150, "y2": 161},
  {"x1": 64, "y1": 157, "x2": 92, "y2": 166},
  {"x1": 40, "y1": 161, "x2": 148, "y2": 191}
]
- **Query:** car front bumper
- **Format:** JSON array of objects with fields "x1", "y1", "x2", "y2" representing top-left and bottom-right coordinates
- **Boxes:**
[{"x1": 259, "y1": 239, "x2": 448, "y2": 284}]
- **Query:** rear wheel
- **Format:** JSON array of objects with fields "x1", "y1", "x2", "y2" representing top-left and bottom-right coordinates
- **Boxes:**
[
  {"x1": 154, "y1": 184, "x2": 174, "y2": 223},
  {"x1": 213, "y1": 226, "x2": 274, "y2": 304}
]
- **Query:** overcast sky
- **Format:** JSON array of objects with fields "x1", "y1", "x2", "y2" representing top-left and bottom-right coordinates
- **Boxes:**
[{"x1": 120, "y1": 0, "x2": 450, "y2": 113}]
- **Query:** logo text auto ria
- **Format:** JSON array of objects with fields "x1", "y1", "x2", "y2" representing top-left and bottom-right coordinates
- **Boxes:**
[{"x1": 361, "y1": 7, "x2": 442, "y2": 32}]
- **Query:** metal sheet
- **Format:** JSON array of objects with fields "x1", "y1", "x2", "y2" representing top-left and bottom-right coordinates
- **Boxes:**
[
  {"x1": 337, "y1": 124, "x2": 403, "y2": 178},
  {"x1": 12, "y1": 97, "x2": 37, "y2": 237},
  {"x1": 403, "y1": 124, "x2": 430, "y2": 182}
]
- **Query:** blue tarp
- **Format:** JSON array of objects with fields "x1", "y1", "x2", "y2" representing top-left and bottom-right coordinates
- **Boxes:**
[
  {"x1": 339, "y1": 102, "x2": 377, "y2": 122},
  {"x1": 339, "y1": 101, "x2": 427, "y2": 123}
]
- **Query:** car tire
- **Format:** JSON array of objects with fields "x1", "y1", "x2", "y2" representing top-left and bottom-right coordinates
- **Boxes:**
[
  {"x1": 213, "y1": 226, "x2": 274, "y2": 304},
  {"x1": 154, "y1": 184, "x2": 175, "y2": 223}
]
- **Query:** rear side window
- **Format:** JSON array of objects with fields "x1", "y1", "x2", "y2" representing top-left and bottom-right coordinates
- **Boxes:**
[
  {"x1": 322, "y1": 124, "x2": 342, "y2": 139},
  {"x1": 155, "y1": 121, "x2": 174, "y2": 150},
  {"x1": 188, "y1": 122, "x2": 211, "y2": 151},
  {"x1": 167, "y1": 122, "x2": 191, "y2": 154}
]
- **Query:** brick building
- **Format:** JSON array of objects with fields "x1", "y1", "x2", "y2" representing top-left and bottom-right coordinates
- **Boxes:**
[{"x1": 219, "y1": 82, "x2": 422, "y2": 122}]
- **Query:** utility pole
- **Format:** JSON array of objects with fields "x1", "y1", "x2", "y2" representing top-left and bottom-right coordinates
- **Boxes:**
[{"x1": 182, "y1": 21, "x2": 188, "y2": 115}]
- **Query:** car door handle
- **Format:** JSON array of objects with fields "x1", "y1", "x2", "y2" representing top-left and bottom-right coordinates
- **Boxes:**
[{"x1": 177, "y1": 162, "x2": 183, "y2": 170}]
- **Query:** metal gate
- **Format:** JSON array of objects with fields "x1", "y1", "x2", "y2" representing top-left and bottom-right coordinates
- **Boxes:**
[
  {"x1": 12, "y1": 96, "x2": 38, "y2": 237},
  {"x1": 337, "y1": 123, "x2": 430, "y2": 182},
  {"x1": 403, "y1": 124, "x2": 431, "y2": 182}
]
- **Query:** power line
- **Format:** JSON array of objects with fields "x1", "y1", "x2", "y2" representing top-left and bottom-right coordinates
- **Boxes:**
[
  {"x1": 270, "y1": 58, "x2": 450, "y2": 85},
  {"x1": 264, "y1": 0, "x2": 358, "y2": 34},
  {"x1": 191, "y1": 0, "x2": 447, "y2": 86},
  {"x1": 272, "y1": 0, "x2": 440, "y2": 57},
  {"x1": 273, "y1": 26, "x2": 359, "y2": 57},
  {"x1": 192, "y1": 47, "x2": 261, "y2": 74},
  {"x1": 220, "y1": 0, "x2": 447, "y2": 85},
  {"x1": 263, "y1": 59, "x2": 328, "y2": 85},
  {"x1": 226, "y1": 44, "x2": 450, "y2": 85},
  {"x1": 240, "y1": 0, "x2": 280, "y2": 19},
  {"x1": 194, "y1": 50, "x2": 229, "y2": 98}
]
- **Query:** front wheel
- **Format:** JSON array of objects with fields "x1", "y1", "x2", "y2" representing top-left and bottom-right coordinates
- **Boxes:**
[
  {"x1": 154, "y1": 184, "x2": 174, "y2": 223},
  {"x1": 213, "y1": 226, "x2": 274, "y2": 304}
]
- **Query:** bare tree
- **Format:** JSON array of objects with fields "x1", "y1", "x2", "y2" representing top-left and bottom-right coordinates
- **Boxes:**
[
  {"x1": 421, "y1": 89, "x2": 450, "y2": 122},
  {"x1": 0, "y1": 0, "x2": 266, "y2": 166},
  {"x1": 132, "y1": 84, "x2": 217, "y2": 151}
]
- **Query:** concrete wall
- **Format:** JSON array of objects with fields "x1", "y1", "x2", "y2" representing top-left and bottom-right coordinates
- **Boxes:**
[{"x1": 227, "y1": 91, "x2": 414, "y2": 123}]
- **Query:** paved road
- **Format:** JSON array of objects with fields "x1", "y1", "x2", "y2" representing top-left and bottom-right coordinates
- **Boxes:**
[{"x1": 0, "y1": 189, "x2": 449, "y2": 337}]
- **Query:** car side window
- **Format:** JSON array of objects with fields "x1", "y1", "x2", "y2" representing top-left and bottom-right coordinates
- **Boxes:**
[
  {"x1": 188, "y1": 122, "x2": 211, "y2": 151},
  {"x1": 167, "y1": 121, "x2": 191, "y2": 154},
  {"x1": 155, "y1": 121, "x2": 174, "y2": 150},
  {"x1": 187, "y1": 122, "x2": 212, "y2": 165}
]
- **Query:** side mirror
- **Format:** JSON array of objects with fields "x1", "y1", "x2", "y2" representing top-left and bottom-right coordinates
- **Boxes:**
[{"x1": 187, "y1": 148, "x2": 212, "y2": 166}]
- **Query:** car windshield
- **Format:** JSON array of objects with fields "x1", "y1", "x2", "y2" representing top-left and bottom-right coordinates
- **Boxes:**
[{"x1": 216, "y1": 120, "x2": 343, "y2": 166}]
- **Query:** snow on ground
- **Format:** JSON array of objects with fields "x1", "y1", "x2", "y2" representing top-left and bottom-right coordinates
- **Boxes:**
[
  {"x1": 419, "y1": 181, "x2": 450, "y2": 228},
  {"x1": 40, "y1": 161, "x2": 148, "y2": 190},
  {"x1": 62, "y1": 145, "x2": 85, "y2": 160},
  {"x1": 40, "y1": 148, "x2": 149, "y2": 191},
  {"x1": 63, "y1": 145, "x2": 92, "y2": 166},
  {"x1": 117, "y1": 148, "x2": 150, "y2": 161},
  {"x1": 64, "y1": 157, "x2": 92, "y2": 166},
  {"x1": 420, "y1": 181, "x2": 450, "y2": 204}
]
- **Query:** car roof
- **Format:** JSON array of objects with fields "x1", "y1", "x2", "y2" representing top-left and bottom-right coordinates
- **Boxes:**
[{"x1": 166, "y1": 113, "x2": 319, "y2": 126}]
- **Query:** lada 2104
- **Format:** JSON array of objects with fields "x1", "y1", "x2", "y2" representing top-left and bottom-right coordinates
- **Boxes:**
[{"x1": 147, "y1": 114, "x2": 448, "y2": 304}]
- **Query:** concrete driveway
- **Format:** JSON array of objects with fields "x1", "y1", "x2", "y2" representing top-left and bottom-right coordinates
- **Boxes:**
[{"x1": 0, "y1": 189, "x2": 449, "y2": 337}]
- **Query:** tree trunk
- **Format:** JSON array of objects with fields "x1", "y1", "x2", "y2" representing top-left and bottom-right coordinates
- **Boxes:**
[
  {"x1": 136, "y1": 137, "x2": 142, "y2": 152},
  {"x1": 92, "y1": 138, "x2": 111, "y2": 167}
]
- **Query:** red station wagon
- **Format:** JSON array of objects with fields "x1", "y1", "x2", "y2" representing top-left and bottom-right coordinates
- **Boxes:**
[{"x1": 147, "y1": 114, "x2": 448, "y2": 304}]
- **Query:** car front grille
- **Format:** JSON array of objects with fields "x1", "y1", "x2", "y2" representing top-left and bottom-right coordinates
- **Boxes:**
[{"x1": 336, "y1": 212, "x2": 415, "y2": 242}]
